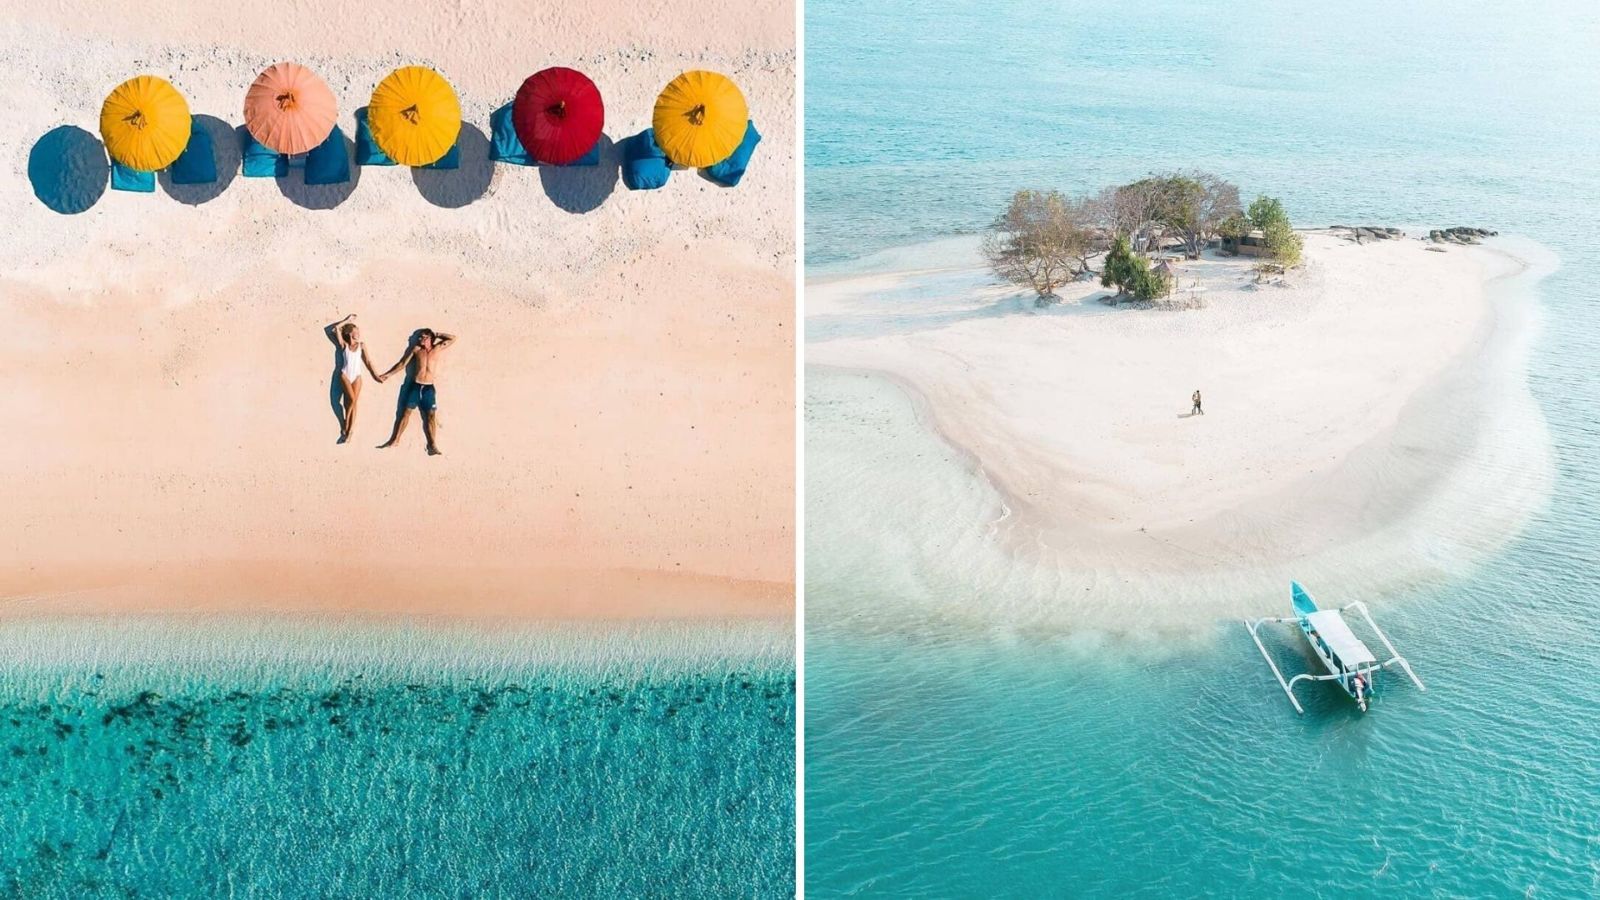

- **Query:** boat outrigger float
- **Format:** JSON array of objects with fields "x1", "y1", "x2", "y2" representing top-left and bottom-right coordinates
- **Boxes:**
[{"x1": 1244, "y1": 582, "x2": 1425, "y2": 714}]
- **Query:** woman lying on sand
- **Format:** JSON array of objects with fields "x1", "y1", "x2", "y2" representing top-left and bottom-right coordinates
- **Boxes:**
[{"x1": 324, "y1": 314, "x2": 379, "y2": 444}]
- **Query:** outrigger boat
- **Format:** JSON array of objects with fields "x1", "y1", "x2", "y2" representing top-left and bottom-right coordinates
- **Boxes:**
[{"x1": 1244, "y1": 582, "x2": 1425, "y2": 714}]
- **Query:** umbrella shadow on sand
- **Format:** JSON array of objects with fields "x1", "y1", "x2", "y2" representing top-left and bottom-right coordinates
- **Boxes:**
[
  {"x1": 159, "y1": 115, "x2": 240, "y2": 205},
  {"x1": 411, "y1": 124, "x2": 494, "y2": 209},
  {"x1": 273, "y1": 130, "x2": 362, "y2": 211},
  {"x1": 539, "y1": 134, "x2": 618, "y2": 214},
  {"x1": 28, "y1": 125, "x2": 110, "y2": 214}
]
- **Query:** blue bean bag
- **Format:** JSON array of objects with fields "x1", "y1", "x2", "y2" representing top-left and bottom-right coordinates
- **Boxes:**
[
  {"x1": 621, "y1": 128, "x2": 670, "y2": 191},
  {"x1": 241, "y1": 132, "x2": 286, "y2": 178},
  {"x1": 110, "y1": 162, "x2": 155, "y2": 192},
  {"x1": 354, "y1": 108, "x2": 397, "y2": 166},
  {"x1": 168, "y1": 117, "x2": 217, "y2": 185},
  {"x1": 704, "y1": 120, "x2": 761, "y2": 187},
  {"x1": 304, "y1": 125, "x2": 350, "y2": 186},
  {"x1": 491, "y1": 103, "x2": 599, "y2": 167},
  {"x1": 488, "y1": 103, "x2": 532, "y2": 165}
]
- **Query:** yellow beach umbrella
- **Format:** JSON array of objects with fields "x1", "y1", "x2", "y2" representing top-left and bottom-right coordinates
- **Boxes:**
[
  {"x1": 367, "y1": 66, "x2": 461, "y2": 167},
  {"x1": 652, "y1": 70, "x2": 748, "y2": 168},
  {"x1": 100, "y1": 75, "x2": 191, "y2": 171}
]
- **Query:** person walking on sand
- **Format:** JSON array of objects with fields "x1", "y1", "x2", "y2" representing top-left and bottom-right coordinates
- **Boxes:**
[
  {"x1": 1192, "y1": 389, "x2": 1204, "y2": 416},
  {"x1": 376, "y1": 328, "x2": 456, "y2": 456},
  {"x1": 324, "y1": 314, "x2": 379, "y2": 444}
]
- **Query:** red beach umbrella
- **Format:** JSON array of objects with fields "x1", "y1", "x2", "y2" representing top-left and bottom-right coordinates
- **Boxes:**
[{"x1": 512, "y1": 67, "x2": 604, "y2": 165}]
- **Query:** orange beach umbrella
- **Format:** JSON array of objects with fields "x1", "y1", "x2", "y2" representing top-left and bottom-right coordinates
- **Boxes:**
[
  {"x1": 100, "y1": 75, "x2": 191, "y2": 171},
  {"x1": 245, "y1": 63, "x2": 338, "y2": 154},
  {"x1": 367, "y1": 66, "x2": 461, "y2": 167}
]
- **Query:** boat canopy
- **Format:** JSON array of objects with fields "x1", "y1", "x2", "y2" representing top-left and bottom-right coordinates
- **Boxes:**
[{"x1": 1305, "y1": 610, "x2": 1377, "y2": 667}]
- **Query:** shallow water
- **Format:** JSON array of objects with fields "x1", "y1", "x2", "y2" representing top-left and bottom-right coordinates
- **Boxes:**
[
  {"x1": 0, "y1": 621, "x2": 795, "y2": 897},
  {"x1": 806, "y1": 0, "x2": 1600, "y2": 895}
]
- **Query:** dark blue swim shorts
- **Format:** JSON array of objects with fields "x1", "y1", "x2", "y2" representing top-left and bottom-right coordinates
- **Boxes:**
[{"x1": 403, "y1": 383, "x2": 437, "y2": 412}]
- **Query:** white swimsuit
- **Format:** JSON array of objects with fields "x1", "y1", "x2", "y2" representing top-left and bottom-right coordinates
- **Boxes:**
[{"x1": 340, "y1": 342, "x2": 363, "y2": 382}]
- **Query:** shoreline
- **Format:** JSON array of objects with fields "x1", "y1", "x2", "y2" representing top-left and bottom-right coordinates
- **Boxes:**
[
  {"x1": 0, "y1": 561, "x2": 791, "y2": 623},
  {"x1": 0, "y1": 613, "x2": 794, "y2": 686},
  {"x1": 805, "y1": 232, "x2": 1556, "y2": 629}
]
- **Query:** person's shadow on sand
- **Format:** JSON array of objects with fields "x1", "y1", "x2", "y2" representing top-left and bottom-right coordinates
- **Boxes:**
[
  {"x1": 325, "y1": 326, "x2": 350, "y2": 433},
  {"x1": 327, "y1": 371, "x2": 347, "y2": 431}
]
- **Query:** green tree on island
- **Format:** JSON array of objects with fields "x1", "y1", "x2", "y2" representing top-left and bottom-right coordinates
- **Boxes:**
[
  {"x1": 1247, "y1": 196, "x2": 1289, "y2": 231},
  {"x1": 1247, "y1": 194, "x2": 1303, "y2": 270},
  {"x1": 1103, "y1": 172, "x2": 1241, "y2": 258},
  {"x1": 1152, "y1": 173, "x2": 1241, "y2": 259},
  {"x1": 1264, "y1": 220, "x2": 1302, "y2": 268},
  {"x1": 1100, "y1": 235, "x2": 1169, "y2": 302},
  {"x1": 1218, "y1": 210, "x2": 1251, "y2": 245},
  {"x1": 1099, "y1": 180, "x2": 1164, "y2": 255},
  {"x1": 986, "y1": 179, "x2": 1290, "y2": 304},
  {"x1": 982, "y1": 190, "x2": 1101, "y2": 304}
]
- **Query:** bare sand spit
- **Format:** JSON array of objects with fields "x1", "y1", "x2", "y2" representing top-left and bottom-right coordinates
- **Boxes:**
[{"x1": 807, "y1": 234, "x2": 1555, "y2": 629}]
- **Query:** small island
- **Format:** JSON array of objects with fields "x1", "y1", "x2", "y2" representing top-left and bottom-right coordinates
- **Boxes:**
[{"x1": 807, "y1": 175, "x2": 1554, "y2": 624}]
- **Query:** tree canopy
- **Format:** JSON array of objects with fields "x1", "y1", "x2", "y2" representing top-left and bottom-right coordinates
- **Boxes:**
[
  {"x1": 984, "y1": 179, "x2": 1300, "y2": 303},
  {"x1": 1100, "y1": 235, "x2": 1169, "y2": 302},
  {"x1": 1247, "y1": 195, "x2": 1290, "y2": 231},
  {"x1": 981, "y1": 190, "x2": 1101, "y2": 302},
  {"x1": 1174, "y1": 173, "x2": 1242, "y2": 259},
  {"x1": 1218, "y1": 210, "x2": 1250, "y2": 242},
  {"x1": 1103, "y1": 172, "x2": 1241, "y2": 258},
  {"x1": 1247, "y1": 194, "x2": 1302, "y2": 268}
]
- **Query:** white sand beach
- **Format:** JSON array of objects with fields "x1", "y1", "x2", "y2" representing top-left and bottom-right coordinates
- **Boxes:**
[
  {"x1": 0, "y1": 2, "x2": 794, "y2": 621},
  {"x1": 807, "y1": 233, "x2": 1555, "y2": 630}
]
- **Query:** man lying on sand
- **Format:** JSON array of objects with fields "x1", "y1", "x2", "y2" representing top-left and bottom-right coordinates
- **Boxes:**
[{"x1": 376, "y1": 328, "x2": 456, "y2": 456}]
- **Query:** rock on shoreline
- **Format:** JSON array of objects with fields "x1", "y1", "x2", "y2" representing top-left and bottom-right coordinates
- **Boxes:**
[
  {"x1": 1327, "y1": 224, "x2": 1499, "y2": 246},
  {"x1": 1428, "y1": 226, "x2": 1498, "y2": 245},
  {"x1": 1330, "y1": 225, "x2": 1404, "y2": 242}
]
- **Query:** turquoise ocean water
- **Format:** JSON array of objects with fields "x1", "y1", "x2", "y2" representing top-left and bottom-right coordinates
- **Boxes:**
[
  {"x1": 806, "y1": 1, "x2": 1600, "y2": 896},
  {"x1": 0, "y1": 621, "x2": 794, "y2": 897}
]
